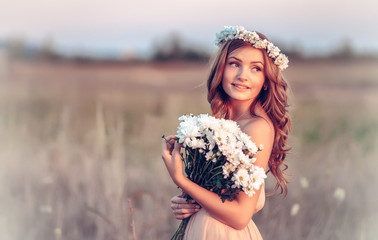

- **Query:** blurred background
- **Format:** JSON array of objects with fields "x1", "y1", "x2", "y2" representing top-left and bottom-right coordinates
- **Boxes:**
[{"x1": 1, "y1": 0, "x2": 378, "y2": 239}]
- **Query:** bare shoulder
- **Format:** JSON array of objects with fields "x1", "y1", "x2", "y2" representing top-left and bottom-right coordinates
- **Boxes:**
[
  {"x1": 241, "y1": 116, "x2": 274, "y2": 140},
  {"x1": 240, "y1": 117, "x2": 274, "y2": 169}
]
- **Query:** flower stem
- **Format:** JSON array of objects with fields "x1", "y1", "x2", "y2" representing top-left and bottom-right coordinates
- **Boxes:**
[
  {"x1": 170, "y1": 218, "x2": 190, "y2": 240},
  {"x1": 162, "y1": 135, "x2": 174, "y2": 148}
]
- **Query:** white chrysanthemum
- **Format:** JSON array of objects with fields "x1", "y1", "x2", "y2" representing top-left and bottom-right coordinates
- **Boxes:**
[
  {"x1": 240, "y1": 133, "x2": 258, "y2": 154},
  {"x1": 222, "y1": 162, "x2": 237, "y2": 178},
  {"x1": 176, "y1": 113, "x2": 266, "y2": 198},
  {"x1": 235, "y1": 140, "x2": 244, "y2": 150},
  {"x1": 182, "y1": 137, "x2": 192, "y2": 148},
  {"x1": 244, "y1": 188, "x2": 256, "y2": 197},
  {"x1": 220, "y1": 119, "x2": 240, "y2": 135},
  {"x1": 205, "y1": 150, "x2": 214, "y2": 161},
  {"x1": 190, "y1": 138, "x2": 206, "y2": 149},
  {"x1": 237, "y1": 151, "x2": 250, "y2": 165},
  {"x1": 246, "y1": 141, "x2": 258, "y2": 155},
  {"x1": 177, "y1": 115, "x2": 201, "y2": 147},
  {"x1": 227, "y1": 153, "x2": 241, "y2": 166},
  {"x1": 242, "y1": 156, "x2": 255, "y2": 169},
  {"x1": 177, "y1": 117, "x2": 199, "y2": 135},
  {"x1": 178, "y1": 115, "x2": 189, "y2": 122},
  {"x1": 205, "y1": 132, "x2": 216, "y2": 150},
  {"x1": 214, "y1": 129, "x2": 229, "y2": 146},
  {"x1": 177, "y1": 127, "x2": 201, "y2": 146},
  {"x1": 249, "y1": 166, "x2": 267, "y2": 189},
  {"x1": 258, "y1": 144, "x2": 264, "y2": 151},
  {"x1": 232, "y1": 168, "x2": 249, "y2": 188},
  {"x1": 197, "y1": 114, "x2": 218, "y2": 130},
  {"x1": 221, "y1": 140, "x2": 238, "y2": 158},
  {"x1": 239, "y1": 132, "x2": 251, "y2": 144}
]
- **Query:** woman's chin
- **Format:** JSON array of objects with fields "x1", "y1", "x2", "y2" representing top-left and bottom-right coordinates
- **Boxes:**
[{"x1": 229, "y1": 96, "x2": 254, "y2": 102}]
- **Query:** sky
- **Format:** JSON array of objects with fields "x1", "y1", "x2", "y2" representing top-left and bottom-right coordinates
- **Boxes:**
[{"x1": 1, "y1": 0, "x2": 377, "y2": 58}]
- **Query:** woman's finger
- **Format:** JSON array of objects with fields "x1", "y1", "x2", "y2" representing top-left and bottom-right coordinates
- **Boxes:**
[
  {"x1": 171, "y1": 196, "x2": 196, "y2": 204},
  {"x1": 161, "y1": 139, "x2": 171, "y2": 158},
  {"x1": 165, "y1": 135, "x2": 177, "y2": 146},
  {"x1": 172, "y1": 142, "x2": 181, "y2": 161},
  {"x1": 173, "y1": 207, "x2": 200, "y2": 214},
  {"x1": 171, "y1": 203, "x2": 200, "y2": 210},
  {"x1": 161, "y1": 135, "x2": 176, "y2": 152},
  {"x1": 175, "y1": 213, "x2": 195, "y2": 220}
]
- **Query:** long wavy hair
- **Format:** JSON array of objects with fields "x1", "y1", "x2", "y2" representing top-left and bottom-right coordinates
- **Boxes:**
[{"x1": 207, "y1": 36, "x2": 291, "y2": 196}]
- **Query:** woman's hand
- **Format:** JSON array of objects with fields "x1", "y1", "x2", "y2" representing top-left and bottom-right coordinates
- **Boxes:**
[
  {"x1": 161, "y1": 135, "x2": 186, "y2": 185},
  {"x1": 171, "y1": 193, "x2": 201, "y2": 220}
]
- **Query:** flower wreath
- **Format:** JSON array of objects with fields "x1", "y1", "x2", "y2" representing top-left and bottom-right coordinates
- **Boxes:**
[{"x1": 214, "y1": 25, "x2": 289, "y2": 71}]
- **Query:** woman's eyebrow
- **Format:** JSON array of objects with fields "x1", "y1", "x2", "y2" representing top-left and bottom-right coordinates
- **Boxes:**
[{"x1": 228, "y1": 56, "x2": 264, "y2": 65}]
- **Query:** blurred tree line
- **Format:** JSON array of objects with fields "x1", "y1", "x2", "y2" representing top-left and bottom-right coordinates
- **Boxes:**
[
  {"x1": 151, "y1": 32, "x2": 210, "y2": 61},
  {"x1": 0, "y1": 35, "x2": 60, "y2": 61},
  {"x1": 0, "y1": 34, "x2": 377, "y2": 63}
]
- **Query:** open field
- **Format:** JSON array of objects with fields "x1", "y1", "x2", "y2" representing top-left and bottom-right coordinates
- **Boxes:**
[{"x1": 0, "y1": 59, "x2": 378, "y2": 239}]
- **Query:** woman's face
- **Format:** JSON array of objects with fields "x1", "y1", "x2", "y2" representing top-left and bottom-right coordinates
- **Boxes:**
[{"x1": 222, "y1": 46, "x2": 265, "y2": 103}]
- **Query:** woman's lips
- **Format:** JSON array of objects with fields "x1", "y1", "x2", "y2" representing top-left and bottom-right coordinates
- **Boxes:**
[{"x1": 232, "y1": 83, "x2": 250, "y2": 90}]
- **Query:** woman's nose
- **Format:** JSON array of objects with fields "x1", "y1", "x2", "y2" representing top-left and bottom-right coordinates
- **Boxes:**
[{"x1": 237, "y1": 67, "x2": 248, "y2": 81}]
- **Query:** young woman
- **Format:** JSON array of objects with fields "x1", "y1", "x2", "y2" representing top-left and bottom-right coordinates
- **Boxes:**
[{"x1": 161, "y1": 26, "x2": 291, "y2": 239}]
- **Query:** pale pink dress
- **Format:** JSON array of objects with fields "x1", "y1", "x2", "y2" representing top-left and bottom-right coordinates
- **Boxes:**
[{"x1": 184, "y1": 188, "x2": 265, "y2": 240}]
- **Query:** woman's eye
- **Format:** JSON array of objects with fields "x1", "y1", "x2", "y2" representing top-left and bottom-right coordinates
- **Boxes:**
[
  {"x1": 251, "y1": 66, "x2": 261, "y2": 72},
  {"x1": 229, "y1": 62, "x2": 238, "y2": 67}
]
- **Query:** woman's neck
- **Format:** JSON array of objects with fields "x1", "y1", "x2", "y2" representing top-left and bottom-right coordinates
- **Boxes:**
[{"x1": 229, "y1": 99, "x2": 257, "y2": 121}]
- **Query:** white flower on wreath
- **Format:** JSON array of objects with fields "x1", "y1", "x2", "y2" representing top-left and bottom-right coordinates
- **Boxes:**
[
  {"x1": 214, "y1": 26, "x2": 289, "y2": 71},
  {"x1": 269, "y1": 46, "x2": 281, "y2": 58},
  {"x1": 274, "y1": 55, "x2": 289, "y2": 70},
  {"x1": 253, "y1": 39, "x2": 269, "y2": 49},
  {"x1": 266, "y1": 42, "x2": 274, "y2": 52}
]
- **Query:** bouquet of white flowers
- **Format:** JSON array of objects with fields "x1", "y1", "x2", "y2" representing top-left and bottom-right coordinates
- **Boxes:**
[{"x1": 164, "y1": 114, "x2": 266, "y2": 240}]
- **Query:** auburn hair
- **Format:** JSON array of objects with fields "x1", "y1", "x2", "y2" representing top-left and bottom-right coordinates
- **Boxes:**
[{"x1": 207, "y1": 36, "x2": 291, "y2": 196}]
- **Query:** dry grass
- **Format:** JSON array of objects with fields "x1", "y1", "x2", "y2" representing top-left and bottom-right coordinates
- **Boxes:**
[{"x1": 0, "y1": 59, "x2": 377, "y2": 240}]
